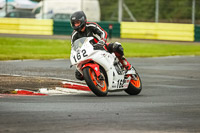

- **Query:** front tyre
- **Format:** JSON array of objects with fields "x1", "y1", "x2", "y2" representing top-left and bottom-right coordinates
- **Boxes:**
[
  {"x1": 83, "y1": 67, "x2": 108, "y2": 97},
  {"x1": 125, "y1": 68, "x2": 142, "y2": 95}
]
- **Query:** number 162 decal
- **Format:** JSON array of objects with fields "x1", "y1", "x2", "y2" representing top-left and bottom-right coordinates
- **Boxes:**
[{"x1": 73, "y1": 49, "x2": 88, "y2": 62}]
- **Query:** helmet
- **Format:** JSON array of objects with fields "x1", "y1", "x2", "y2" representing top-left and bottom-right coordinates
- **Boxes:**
[{"x1": 70, "y1": 11, "x2": 87, "y2": 32}]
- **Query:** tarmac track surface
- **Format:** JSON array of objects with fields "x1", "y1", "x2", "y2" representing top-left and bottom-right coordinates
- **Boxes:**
[{"x1": 0, "y1": 56, "x2": 200, "y2": 133}]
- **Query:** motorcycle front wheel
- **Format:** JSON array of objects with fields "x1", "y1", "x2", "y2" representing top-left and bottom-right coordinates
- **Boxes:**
[{"x1": 83, "y1": 67, "x2": 108, "y2": 97}]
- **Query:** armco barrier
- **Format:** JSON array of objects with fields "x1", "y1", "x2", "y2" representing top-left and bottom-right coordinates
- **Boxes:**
[
  {"x1": 53, "y1": 21, "x2": 120, "y2": 38},
  {"x1": 195, "y1": 25, "x2": 200, "y2": 42},
  {"x1": 121, "y1": 22, "x2": 194, "y2": 42},
  {"x1": 53, "y1": 20, "x2": 73, "y2": 35},
  {"x1": 1, "y1": 18, "x2": 198, "y2": 42},
  {"x1": 0, "y1": 18, "x2": 53, "y2": 35}
]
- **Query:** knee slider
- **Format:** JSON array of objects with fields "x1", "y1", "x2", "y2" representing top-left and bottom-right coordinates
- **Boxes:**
[{"x1": 75, "y1": 69, "x2": 84, "y2": 80}]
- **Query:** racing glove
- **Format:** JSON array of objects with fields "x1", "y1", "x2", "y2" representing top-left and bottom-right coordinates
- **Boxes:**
[{"x1": 93, "y1": 40, "x2": 106, "y2": 50}]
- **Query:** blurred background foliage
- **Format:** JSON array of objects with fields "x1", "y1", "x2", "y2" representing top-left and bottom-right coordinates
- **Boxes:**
[
  {"x1": 29, "y1": 0, "x2": 200, "y2": 23},
  {"x1": 99, "y1": 0, "x2": 200, "y2": 23}
]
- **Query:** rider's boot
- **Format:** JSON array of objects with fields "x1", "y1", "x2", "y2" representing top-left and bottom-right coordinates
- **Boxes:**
[
  {"x1": 118, "y1": 56, "x2": 132, "y2": 71},
  {"x1": 119, "y1": 56, "x2": 138, "y2": 80}
]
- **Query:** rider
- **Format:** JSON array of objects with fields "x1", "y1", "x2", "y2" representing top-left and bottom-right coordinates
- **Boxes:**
[{"x1": 70, "y1": 11, "x2": 132, "y2": 80}]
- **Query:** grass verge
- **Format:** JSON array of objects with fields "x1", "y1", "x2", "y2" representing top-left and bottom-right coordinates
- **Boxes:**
[{"x1": 0, "y1": 37, "x2": 200, "y2": 60}]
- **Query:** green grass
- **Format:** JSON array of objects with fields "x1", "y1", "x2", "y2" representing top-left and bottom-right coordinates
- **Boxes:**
[
  {"x1": 123, "y1": 42, "x2": 200, "y2": 57},
  {"x1": 0, "y1": 37, "x2": 71, "y2": 60},
  {"x1": 0, "y1": 37, "x2": 200, "y2": 60}
]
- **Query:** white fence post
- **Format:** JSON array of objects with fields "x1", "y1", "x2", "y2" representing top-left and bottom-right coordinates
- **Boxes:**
[
  {"x1": 155, "y1": 0, "x2": 159, "y2": 23},
  {"x1": 192, "y1": 0, "x2": 196, "y2": 24},
  {"x1": 118, "y1": 0, "x2": 123, "y2": 22}
]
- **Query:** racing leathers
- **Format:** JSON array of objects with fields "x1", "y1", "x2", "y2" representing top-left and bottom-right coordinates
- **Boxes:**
[{"x1": 71, "y1": 22, "x2": 131, "y2": 80}]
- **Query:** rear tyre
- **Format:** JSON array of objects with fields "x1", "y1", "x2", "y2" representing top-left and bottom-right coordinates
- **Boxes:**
[
  {"x1": 83, "y1": 67, "x2": 108, "y2": 96},
  {"x1": 125, "y1": 67, "x2": 142, "y2": 95}
]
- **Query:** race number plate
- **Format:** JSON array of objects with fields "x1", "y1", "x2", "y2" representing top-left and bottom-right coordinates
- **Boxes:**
[{"x1": 112, "y1": 79, "x2": 130, "y2": 89}]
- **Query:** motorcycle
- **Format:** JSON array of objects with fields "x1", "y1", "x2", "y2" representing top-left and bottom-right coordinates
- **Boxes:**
[{"x1": 70, "y1": 37, "x2": 142, "y2": 96}]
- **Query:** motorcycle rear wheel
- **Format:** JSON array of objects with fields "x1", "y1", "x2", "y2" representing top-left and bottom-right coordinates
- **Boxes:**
[
  {"x1": 125, "y1": 68, "x2": 142, "y2": 95},
  {"x1": 83, "y1": 67, "x2": 108, "y2": 96}
]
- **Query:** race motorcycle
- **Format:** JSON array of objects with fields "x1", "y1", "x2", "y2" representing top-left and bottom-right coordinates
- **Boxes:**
[{"x1": 70, "y1": 37, "x2": 142, "y2": 96}]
